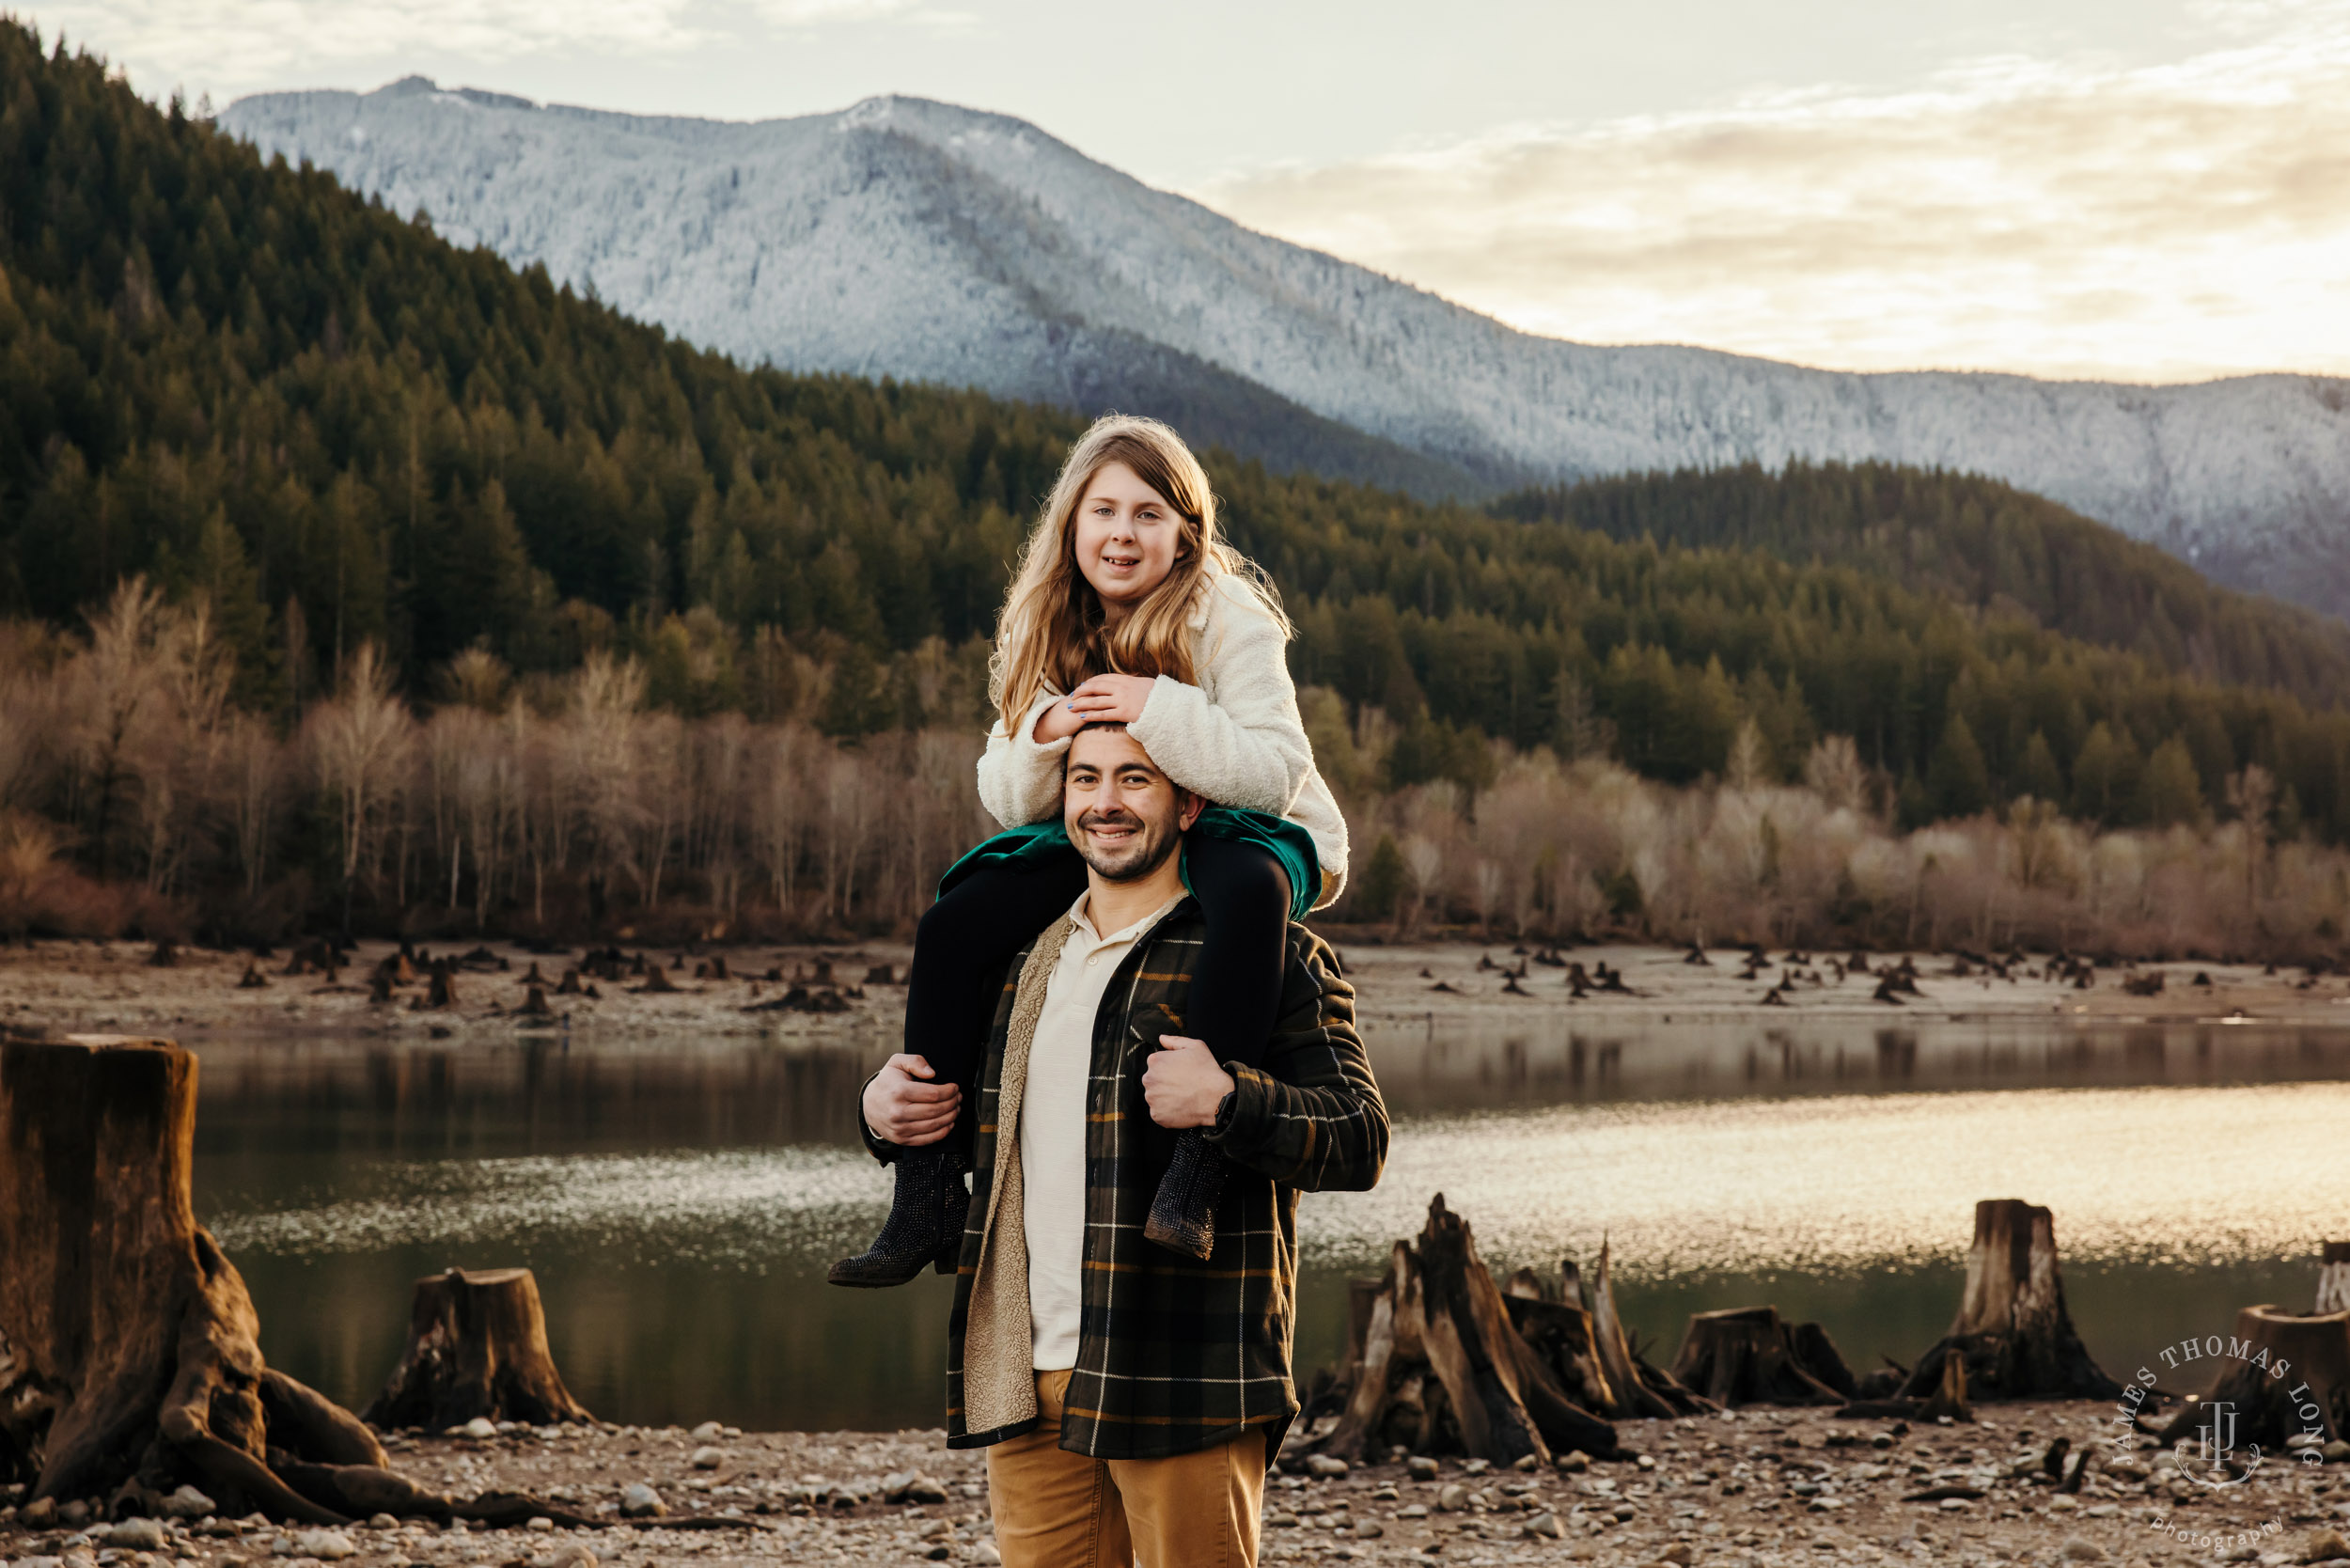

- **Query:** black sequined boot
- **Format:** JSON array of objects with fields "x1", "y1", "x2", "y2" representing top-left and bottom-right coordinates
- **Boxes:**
[
  {"x1": 1143, "y1": 1130, "x2": 1227, "y2": 1260},
  {"x1": 828, "y1": 1142, "x2": 969, "y2": 1288}
]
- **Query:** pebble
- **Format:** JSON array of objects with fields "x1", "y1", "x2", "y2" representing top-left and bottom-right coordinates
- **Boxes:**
[
  {"x1": 689, "y1": 1445, "x2": 725, "y2": 1468},
  {"x1": 2328, "y1": 1441, "x2": 2350, "y2": 1465},
  {"x1": 1305, "y1": 1455, "x2": 1349, "y2": 1479},
  {"x1": 967, "y1": 1544, "x2": 1003, "y2": 1564},
  {"x1": 1521, "y1": 1512, "x2": 1566, "y2": 1540},
  {"x1": 158, "y1": 1484, "x2": 216, "y2": 1519},
  {"x1": 1436, "y1": 1483, "x2": 1469, "y2": 1512},
  {"x1": 1405, "y1": 1456, "x2": 1440, "y2": 1482},
  {"x1": 1555, "y1": 1450, "x2": 1590, "y2": 1473},
  {"x1": 525, "y1": 1514, "x2": 555, "y2": 1530},
  {"x1": 619, "y1": 1482, "x2": 666, "y2": 1517},
  {"x1": 460, "y1": 1417, "x2": 497, "y2": 1440},
  {"x1": 2059, "y1": 1538, "x2": 2106, "y2": 1561},
  {"x1": 100, "y1": 1519, "x2": 168, "y2": 1551},
  {"x1": 542, "y1": 1545, "x2": 597, "y2": 1568},
  {"x1": 2309, "y1": 1530, "x2": 2350, "y2": 1560},
  {"x1": 292, "y1": 1528, "x2": 358, "y2": 1560},
  {"x1": 690, "y1": 1420, "x2": 725, "y2": 1440}
]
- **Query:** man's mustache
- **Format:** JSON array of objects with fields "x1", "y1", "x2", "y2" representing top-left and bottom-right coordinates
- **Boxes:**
[{"x1": 1076, "y1": 808, "x2": 1144, "y2": 835}]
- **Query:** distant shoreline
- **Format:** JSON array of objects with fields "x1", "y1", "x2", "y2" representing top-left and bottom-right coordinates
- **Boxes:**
[{"x1": 8, "y1": 935, "x2": 2347, "y2": 1044}]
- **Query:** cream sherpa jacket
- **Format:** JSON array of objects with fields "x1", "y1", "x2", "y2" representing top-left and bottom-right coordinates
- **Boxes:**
[{"x1": 977, "y1": 572, "x2": 1351, "y2": 907}]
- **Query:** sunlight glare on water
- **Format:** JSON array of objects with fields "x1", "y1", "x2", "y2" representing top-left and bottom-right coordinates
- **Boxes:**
[
  {"x1": 1304, "y1": 1082, "x2": 2349, "y2": 1278},
  {"x1": 208, "y1": 1145, "x2": 887, "y2": 1266},
  {"x1": 210, "y1": 1081, "x2": 2345, "y2": 1281}
]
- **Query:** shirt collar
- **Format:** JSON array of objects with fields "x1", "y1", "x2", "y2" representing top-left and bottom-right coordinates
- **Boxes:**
[{"x1": 1067, "y1": 885, "x2": 1188, "y2": 947}]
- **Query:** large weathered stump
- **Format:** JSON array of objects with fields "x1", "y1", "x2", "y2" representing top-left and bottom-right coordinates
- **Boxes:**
[
  {"x1": 362, "y1": 1269, "x2": 592, "y2": 1430},
  {"x1": 1900, "y1": 1198, "x2": 2121, "y2": 1402},
  {"x1": 0, "y1": 1033, "x2": 395, "y2": 1518},
  {"x1": 2141, "y1": 1306, "x2": 2350, "y2": 1452},
  {"x1": 1669, "y1": 1307, "x2": 1854, "y2": 1407},
  {"x1": 1302, "y1": 1197, "x2": 1624, "y2": 1466}
]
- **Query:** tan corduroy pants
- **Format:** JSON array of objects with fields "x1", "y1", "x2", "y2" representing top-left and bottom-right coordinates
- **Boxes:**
[{"x1": 985, "y1": 1369, "x2": 1267, "y2": 1568}]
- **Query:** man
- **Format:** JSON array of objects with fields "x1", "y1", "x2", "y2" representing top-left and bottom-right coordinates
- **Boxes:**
[{"x1": 861, "y1": 722, "x2": 1387, "y2": 1567}]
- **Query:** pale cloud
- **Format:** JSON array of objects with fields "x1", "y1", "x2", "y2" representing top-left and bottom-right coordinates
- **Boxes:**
[
  {"x1": 1190, "y1": 4, "x2": 2350, "y2": 382},
  {"x1": 26, "y1": 0, "x2": 917, "y2": 100}
]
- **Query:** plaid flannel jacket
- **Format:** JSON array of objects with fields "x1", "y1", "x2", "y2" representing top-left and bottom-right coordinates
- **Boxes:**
[{"x1": 864, "y1": 899, "x2": 1387, "y2": 1462}]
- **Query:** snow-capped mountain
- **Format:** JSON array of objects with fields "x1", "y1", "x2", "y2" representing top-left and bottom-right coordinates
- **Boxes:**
[{"x1": 223, "y1": 82, "x2": 2350, "y2": 619}]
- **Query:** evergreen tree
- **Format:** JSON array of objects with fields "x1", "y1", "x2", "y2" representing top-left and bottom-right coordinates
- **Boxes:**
[
  {"x1": 2139, "y1": 735, "x2": 2206, "y2": 827},
  {"x1": 1926, "y1": 712, "x2": 1991, "y2": 820},
  {"x1": 2016, "y1": 729, "x2": 2066, "y2": 805},
  {"x1": 1353, "y1": 834, "x2": 1409, "y2": 921}
]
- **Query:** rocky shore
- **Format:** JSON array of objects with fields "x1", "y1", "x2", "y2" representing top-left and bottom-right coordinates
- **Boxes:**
[
  {"x1": 8, "y1": 1401, "x2": 2350, "y2": 1568},
  {"x1": 6, "y1": 934, "x2": 2346, "y2": 1046}
]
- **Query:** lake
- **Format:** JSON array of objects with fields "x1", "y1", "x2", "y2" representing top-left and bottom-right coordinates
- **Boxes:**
[{"x1": 190, "y1": 1012, "x2": 2350, "y2": 1432}]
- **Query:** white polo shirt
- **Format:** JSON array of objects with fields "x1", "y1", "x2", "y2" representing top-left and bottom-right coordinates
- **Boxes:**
[{"x1": 1021, "y1": 886, "x2": 1186, "y2": 1372}]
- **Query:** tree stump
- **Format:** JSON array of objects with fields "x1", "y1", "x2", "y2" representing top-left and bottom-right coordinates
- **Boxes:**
[
  {"x1": 1416, "y1": 1197, "x2": 1555, "y2": 1466},
  {"x1": 2316, "y1": 1243, "x2": 2350, "y2": 1314},
  {"x1": 1668, "y1": 1307, "x2": 1852, "y2": 1407},
  {"x1": 1301, "y1": 1197, "x2": 1623, "y2": 1466},
  {"x1": 1900, "y1": 1199, "x2": 2121, "y2": 1402},
  {"x1": 1586, "y1": 1239, "x2": 1712, "y2": 1419},
  {"x1": 1500, "y1": 1295, "x2": 1618, "y2": 1415},
  {"x1": 0, "y1": 1033, "x2": 391, "y2": 1518},
  {"x1": 2141, "y1": 1306, "x2": 2350, "y2": 1452},
  {"x1": 361, "y1": 1269, "x2": 592, "y2": 1430}
]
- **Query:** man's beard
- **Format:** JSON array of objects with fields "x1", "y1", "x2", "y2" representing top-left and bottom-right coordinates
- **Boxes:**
[{"x1": 1071, "y1": 806, "x2": 1179, "y2": 883}]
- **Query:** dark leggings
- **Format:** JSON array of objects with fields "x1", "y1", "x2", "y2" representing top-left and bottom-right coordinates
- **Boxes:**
[{"x1": 902, "y1": 834, "x2": 1293, "y2": 1094}]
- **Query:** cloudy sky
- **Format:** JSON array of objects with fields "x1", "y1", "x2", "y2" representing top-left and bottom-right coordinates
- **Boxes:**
[{"x1": 27, "y1": 0, "x2": 2350, "y2": 382}]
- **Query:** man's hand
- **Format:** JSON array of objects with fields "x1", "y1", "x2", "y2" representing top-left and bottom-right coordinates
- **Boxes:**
[
  {"x1": 1142, "y1": 1035, "x2": 1235, "y2": 1129},
  {"x1": 863, "y1": 1054, "x2": 963, "y2": 1146},
  {"x1": 1064, "y1": 673, "x2": 1157, "y2": 726}
]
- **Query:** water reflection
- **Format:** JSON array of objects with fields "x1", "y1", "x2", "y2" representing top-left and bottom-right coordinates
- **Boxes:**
[
  {"x1": 189, "y1": 1015, "x2": 2350, "y2": 1432},
  {"x1": 1368, "y1": 1015, "x2": 2350, "y2": 1109}
]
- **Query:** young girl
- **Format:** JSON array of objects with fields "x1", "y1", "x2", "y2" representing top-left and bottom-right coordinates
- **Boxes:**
[{"x1": 829, "y1": 415, "x2": 1349, "y2": 1287}]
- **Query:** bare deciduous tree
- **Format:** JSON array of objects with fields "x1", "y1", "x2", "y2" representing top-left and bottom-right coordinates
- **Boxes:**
[{"x1": 306, "y1": 643, "x2": 413, "y2": 916}]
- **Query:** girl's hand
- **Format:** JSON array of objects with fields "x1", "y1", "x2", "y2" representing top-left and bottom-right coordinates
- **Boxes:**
[
  {"x1": 1064, "y1": 673, "x2": 1157, "y2": 725},
  {"x1": 1032, "y1": 701, "x2": 1086, "y2": 744}
]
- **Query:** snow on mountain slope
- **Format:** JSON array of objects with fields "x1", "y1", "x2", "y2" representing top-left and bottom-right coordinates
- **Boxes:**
[{"x1": 223, "y1": 83, "x2": 2350, "y2": 619}]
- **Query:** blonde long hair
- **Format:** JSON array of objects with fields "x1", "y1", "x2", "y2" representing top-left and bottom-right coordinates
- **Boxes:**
[{"x1": 991, "y1": 415, "x2": 1287, "y2": 737}]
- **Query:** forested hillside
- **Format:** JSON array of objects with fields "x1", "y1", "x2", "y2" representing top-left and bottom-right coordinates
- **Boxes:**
[
  {"x1": 5, "y1": 21, "x2": 2349, "y2": 869},
  {"x1": 1495, "y1": 463, "x2": 2350, "y2": 711}
]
